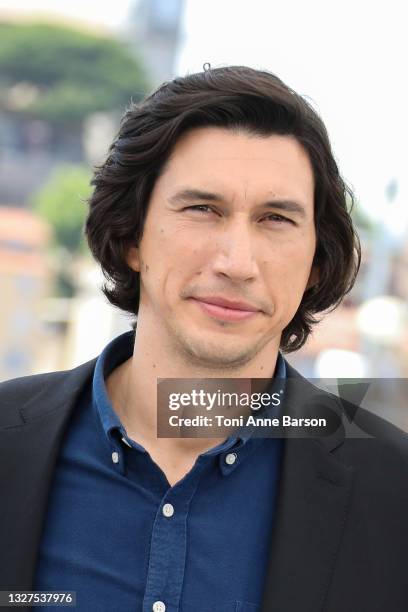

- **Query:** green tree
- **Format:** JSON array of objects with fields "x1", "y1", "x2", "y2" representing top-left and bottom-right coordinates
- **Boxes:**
[
  {"x1": 0, "y1": 21, "x2": 149, "y2": 122},
  {"x1": 32, "y1": 163, "x2": 91, "y2": 253},
  {"x1": 32, "y1": 163, "x2": 94, "y2": 297}
]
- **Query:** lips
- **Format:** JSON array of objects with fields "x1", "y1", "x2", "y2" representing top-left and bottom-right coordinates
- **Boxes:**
[
  {"x1": 188, "y1": 295, "x2": 261, "y2": 323},
  {"x1": 192, "y1": 296, "x2": 259, "y2": 312}
]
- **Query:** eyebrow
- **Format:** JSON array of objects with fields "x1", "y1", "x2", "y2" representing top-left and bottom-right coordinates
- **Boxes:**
[{"x1": 168, "y1": 188, "x2": 307, "y2": 219}]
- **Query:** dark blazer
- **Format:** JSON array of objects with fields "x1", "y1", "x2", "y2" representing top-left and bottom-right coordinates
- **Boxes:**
[{"x1": 0, "y1": 358, "x2": 407, "y2": 612}]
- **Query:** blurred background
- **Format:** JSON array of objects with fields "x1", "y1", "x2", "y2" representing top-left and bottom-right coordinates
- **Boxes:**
[{"x1": 0, "y1": 0, "x2": 407, "y2": 396}]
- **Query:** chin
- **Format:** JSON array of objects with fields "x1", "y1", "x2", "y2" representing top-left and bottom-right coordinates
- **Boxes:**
[{"x1": 183, "y1": 336, "x2": 259, "y2": 368}]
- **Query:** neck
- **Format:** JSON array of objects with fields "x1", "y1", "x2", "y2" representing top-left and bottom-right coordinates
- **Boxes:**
[{"x1": 106, "y1": 311, "x2": 280, "y2": 458}]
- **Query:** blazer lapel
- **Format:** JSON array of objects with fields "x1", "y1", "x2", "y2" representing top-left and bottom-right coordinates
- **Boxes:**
[
  {"x1": 0, "y1": 359, "x2": 96, "y2": 590},
  {"x1": 260, "y1": 364, "x2": 355, "y2": 612}
]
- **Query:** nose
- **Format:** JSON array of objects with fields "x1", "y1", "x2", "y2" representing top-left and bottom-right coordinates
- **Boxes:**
[{"x1": 211, "y1": 216, "x2": 259, "y2": 283}]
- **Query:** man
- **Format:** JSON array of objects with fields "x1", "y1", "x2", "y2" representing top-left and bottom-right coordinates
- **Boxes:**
[{"x1": 0, "y1": 66, "x2": 407, "y2": 612}]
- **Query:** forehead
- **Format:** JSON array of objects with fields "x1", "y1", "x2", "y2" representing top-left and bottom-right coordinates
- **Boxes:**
[{"x1": 160, "y1": 127, "x2": 314, "y2": 203}]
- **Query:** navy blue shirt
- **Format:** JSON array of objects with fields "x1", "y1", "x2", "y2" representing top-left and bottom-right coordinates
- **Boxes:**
[{"x1": 34, "y1": 331, "x2": 285, "y2": 612}]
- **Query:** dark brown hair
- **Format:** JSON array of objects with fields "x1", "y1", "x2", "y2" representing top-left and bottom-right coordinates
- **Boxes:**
[{"x1": 85, "y1": 65, "x2": 361, "y2": 352}]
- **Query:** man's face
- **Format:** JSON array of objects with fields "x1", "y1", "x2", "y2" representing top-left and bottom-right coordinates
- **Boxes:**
[{"x1": 127, "y1": 127, "x2": 318, "y2": 369}]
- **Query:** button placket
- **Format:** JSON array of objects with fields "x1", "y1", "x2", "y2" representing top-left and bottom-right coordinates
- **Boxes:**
[{"x1": 142, "y1": 460, "x2": 207, "y2": 612}]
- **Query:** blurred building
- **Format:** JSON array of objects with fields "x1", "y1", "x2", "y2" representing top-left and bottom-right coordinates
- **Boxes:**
[
  {"x1": 0, "y1": 13, "x2": 140, "y2": 206},
  {"x1": 125, "y1": 0, "x2": 184, "y2": 87},
  {"x1": 0, "y1": 112, "x2": 73, "y2": 207},
  {"x1": 0, "y1": 206, "x2": 52, "y2": 381},
  {"x1": 62, "y1": 261, "x2": 131, "y2": 368}
]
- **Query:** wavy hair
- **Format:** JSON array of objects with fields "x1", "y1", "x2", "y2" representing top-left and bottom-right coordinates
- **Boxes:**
[{"x1": 85, "y1": 65, "x2": 361, "y2": 352}]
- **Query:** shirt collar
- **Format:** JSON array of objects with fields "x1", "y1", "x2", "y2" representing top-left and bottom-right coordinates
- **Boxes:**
[
  {"x1": 275, "y1": 351, "x2": 286, "y2": 380},
  {"x1": 93, "y1": 330, "x2": 135, "y2": 446}
]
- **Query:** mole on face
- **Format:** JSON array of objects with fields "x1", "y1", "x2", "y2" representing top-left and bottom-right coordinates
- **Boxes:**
[{"x1": 140, "y1": 259, "x2": 149, "y2": 273}]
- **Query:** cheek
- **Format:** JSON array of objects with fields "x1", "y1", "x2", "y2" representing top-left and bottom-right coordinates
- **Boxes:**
[
  {"x1": 263, "y1": 239, "x2": 315, "y2": 297},
  {"x1": 161, "y1": 226, "x2": 209, "y2": 272},
  {"x1": 283, "y1": 229, "x2": 316, "y2": 267},
  {"x1": 140, "y1": 234, "x2": 205, "y2": 297},
  {"x1": 284, "y1": 248, "x2": 314, "y2": 281}
]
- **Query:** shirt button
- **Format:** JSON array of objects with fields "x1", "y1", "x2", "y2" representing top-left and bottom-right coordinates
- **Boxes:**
[
  {"x1": 152, "y1": 601, "x2": 166, "y2": 612},
  {"x1": 225, "y1": 452, "x2": 237, "y2": 465},
  {"x1": 111, "y1": 451, "x2": 119, "y2": 464},
  {"x1": 162, "y1": 503, "x2": 174, "y2": 518}
]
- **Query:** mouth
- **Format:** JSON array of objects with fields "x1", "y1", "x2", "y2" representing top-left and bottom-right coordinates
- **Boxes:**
[{"x1": 189, "y1": 297, "x2": 261, "y2": 323}]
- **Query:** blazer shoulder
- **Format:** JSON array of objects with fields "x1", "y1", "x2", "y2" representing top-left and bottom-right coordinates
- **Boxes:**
[
  {"x1": 0, "y1": 368, "x2": 72, "y2": 398},
  {"x1": 340, "y1": 402, "x2": 408, "y2": 469},
  {"x1": 0, "y1": 358, "x2": 97, "y2": 427},
  {"x1": 329, "y1": 391, "x2": 408, "y2": 494},
  {"x1": 284, "y1": 358, "x2": 408, "y2": 465}
]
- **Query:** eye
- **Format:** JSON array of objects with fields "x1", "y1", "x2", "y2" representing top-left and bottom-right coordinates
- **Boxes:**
[
  {"x1": 261, "y1": 213, "x2": 293, "y2": 225},
  {"x1": 184, "y1": 205, "x2": 215, "y2": 214}
]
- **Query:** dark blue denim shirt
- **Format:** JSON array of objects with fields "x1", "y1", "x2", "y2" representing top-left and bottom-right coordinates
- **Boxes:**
[{"x1": 34, "y1": 331, "x2": 285, "y2": 612}]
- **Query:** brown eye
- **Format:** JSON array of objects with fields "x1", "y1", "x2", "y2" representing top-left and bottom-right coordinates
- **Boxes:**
[
  {"x1": 185, "y1": 205, "x2": 213, "y2": 213},
  {"x1": 262, "y1": 214, "x2": 293, "y2": 224}
]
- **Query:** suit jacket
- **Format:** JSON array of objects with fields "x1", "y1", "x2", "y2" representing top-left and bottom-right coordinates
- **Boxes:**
[{"x1": 0, "y1": 357, "x2": 407, "y2": 612}]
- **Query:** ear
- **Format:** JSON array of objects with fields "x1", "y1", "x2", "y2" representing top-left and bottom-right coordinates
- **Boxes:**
[
  {"x1": 306, "y1": 265, "x2": 320, "y2": 290},
  {"x1": 126, "y1": 245, "x2": 140, "y2": 272}
]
